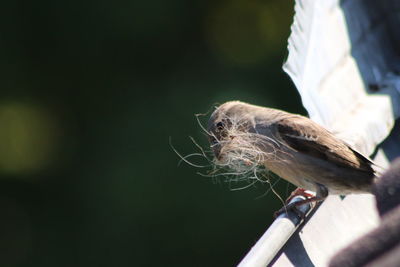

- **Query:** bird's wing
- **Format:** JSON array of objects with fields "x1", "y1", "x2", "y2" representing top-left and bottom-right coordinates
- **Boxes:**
[{"x1": 276, "y1": 115, "x2": 374, "y2": 173}]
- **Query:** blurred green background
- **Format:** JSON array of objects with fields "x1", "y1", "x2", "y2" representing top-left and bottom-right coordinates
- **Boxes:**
[{"x1": 0, "y1": 0, "x2": 306, "y2": 266}]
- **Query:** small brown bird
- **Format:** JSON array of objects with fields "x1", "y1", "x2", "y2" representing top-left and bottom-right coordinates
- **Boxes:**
[{"x1": 207, "y1": 101, "x2": 376, "y2": 207}]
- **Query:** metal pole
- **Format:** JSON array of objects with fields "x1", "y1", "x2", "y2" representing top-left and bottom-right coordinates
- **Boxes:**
[{"x1": 237, "y1": 196, "x2": 313, "y2": 267}]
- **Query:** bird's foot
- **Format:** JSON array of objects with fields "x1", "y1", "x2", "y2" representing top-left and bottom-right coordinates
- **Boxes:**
[
  {"x1": 287, "y1": 188, "x2": 315, "y2": 202},
  {"x1": 273, "y1": 188, "x2": 321, "y2": 219}
]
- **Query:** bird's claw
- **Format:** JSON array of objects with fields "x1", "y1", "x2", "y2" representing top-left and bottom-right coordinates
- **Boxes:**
[{"x1": 273, "y1": 188, "x2": 318, "y2": 219}]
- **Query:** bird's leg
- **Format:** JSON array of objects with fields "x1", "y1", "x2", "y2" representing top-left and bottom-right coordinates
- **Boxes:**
[
  {"x1": 286, "y1": 188, "x2": 315, "y2": 203},
  {"x1": 274, "y1": 184, "x2": 328, "y2": 218}
]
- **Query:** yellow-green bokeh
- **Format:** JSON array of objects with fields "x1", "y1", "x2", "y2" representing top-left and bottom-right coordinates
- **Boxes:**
[
  {"x1": 0, "y1": 103, "x2": 59, "y2": 175},
  {"x1": 205, "y1": 0, "x2": 293, "y2": 65}
]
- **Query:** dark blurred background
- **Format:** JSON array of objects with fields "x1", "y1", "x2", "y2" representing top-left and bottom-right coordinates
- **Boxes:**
[{"x1": 0, "y1": 0, "x2": 306, "y2": 266}]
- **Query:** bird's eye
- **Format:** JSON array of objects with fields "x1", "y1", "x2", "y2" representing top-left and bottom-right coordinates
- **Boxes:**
[{"x1": 216, "y1": 122, "x2": 224, "y2": 131}]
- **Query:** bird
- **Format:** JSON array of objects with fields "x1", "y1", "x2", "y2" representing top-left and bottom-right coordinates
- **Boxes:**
[{"x1": 207, "y1": 101, "x2": 377, "y2": 209}]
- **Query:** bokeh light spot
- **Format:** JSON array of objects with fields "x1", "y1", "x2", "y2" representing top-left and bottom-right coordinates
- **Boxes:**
[
  {"x1": 205, "y1": 0, "x2": 292, "y2": 66},
  {"x1": 0, "y1": 102, "x2": 59, "y2": 175}
]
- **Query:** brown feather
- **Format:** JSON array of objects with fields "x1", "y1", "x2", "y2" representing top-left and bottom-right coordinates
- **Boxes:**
[{"x1": 276, "y1": 115, "x2": 374, "y2": 174}]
